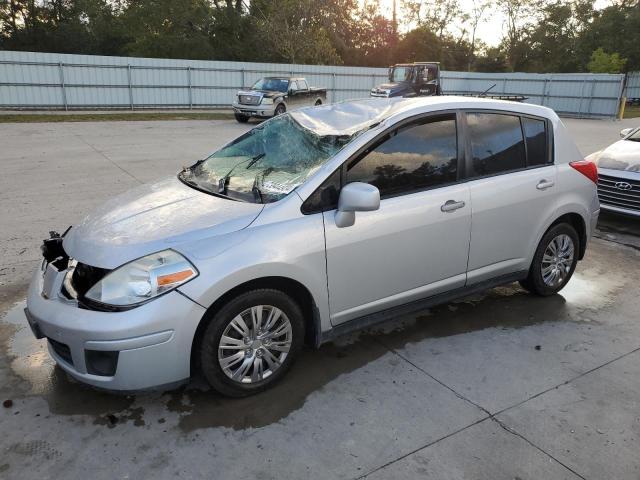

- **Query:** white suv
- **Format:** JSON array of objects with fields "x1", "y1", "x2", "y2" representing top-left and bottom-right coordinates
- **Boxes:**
[{"x1": 25, "y1": 97, "x2": 599, "y2": 396}]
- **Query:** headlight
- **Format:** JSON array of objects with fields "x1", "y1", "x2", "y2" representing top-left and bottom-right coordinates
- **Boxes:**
[
  {"x1": 261, "y1": 97, "x2": 274, "y2": 105},
  {"x1": 85, "y1": 250, "x2": 197, "y2": 307}
]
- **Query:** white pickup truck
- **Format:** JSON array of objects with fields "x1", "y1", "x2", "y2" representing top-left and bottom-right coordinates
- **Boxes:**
[{"x1": 232, "y1": 76, "x2": 327, "y2": 123}]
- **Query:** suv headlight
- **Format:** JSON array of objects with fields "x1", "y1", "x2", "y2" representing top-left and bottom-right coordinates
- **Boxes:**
[
  {"x1": 85, "y1": 250, "x2": 197, "y2": 307},
  {"x1": 261, "y1": 97, "x2": 274, "y2": 105}
]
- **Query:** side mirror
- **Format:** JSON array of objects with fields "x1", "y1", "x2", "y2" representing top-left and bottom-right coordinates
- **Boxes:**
[
  {"x1": 620, "y1": 128, "x2": 633, "y2": 138},
  {"x1": 334, "y1": 182, "x2": 380, "y2": 228}
]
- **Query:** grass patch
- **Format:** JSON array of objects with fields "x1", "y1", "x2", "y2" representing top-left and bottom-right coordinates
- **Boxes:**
[
  {"x1": 624, "y1": 105, "x2": 640, "y2": 119},
  {"x1": 0, "y1": 111, "x2": 235, "y2": 123}
]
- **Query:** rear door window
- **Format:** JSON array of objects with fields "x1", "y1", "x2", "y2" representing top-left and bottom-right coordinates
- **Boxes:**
[
  {"x1": 465, "y1": 113, "x2": 526, "y2": 177},
  {"x1": 522, "y1": 117, "x2": 548, "y2": 166},
  {"x1": 298, "y1": 79, "x2": 309, "y2": 90}
]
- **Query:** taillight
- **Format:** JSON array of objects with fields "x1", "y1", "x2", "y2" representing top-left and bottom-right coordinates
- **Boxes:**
[{"x1": 570, "y1": 160, "x2": 598, "y2": 184}]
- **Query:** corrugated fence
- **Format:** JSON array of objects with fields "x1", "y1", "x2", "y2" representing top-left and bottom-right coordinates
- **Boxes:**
[
  {"x1": 0, "y1": 50, "x2": 628, "y2": 118},
  {"x1": 625, "y1": 72, "x2": 640, "y2": 101}
]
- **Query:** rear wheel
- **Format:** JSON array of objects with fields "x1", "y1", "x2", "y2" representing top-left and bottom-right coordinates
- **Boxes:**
[
  {"x1": 199, "y1": 289, "x2": 305, "y2": 397},
  {"x1": 314, "y1": 99, "x2": 322, "y2": 106},
  {"x1": 519, "y1": 223, "x2": 579, "y2": 296},
  {"x1": 234, "y1": 113, "x2": 249, "y2": 123}
]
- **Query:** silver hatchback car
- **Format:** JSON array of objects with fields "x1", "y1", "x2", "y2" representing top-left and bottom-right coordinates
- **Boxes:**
[{"x1": 25, "y1": 97, "x2": 599, "y2": 396}]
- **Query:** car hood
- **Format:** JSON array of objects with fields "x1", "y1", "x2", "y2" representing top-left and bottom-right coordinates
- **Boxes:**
[
  {"x1": 238, "y1": 89, "x2": 284, "y2": 99},
  {"x1": 63, "y1": 176, "x2": 264, "y2": 269},
  {"x1": 596, "y1": 139, "x2": 640, "y2": 172}
]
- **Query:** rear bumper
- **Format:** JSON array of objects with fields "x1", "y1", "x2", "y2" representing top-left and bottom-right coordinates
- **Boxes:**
[
  {"x1": 232, "y1": 102, "x2": 276, "y2": 117},
  {"x1": 25, "y1": 266, "x2": 206, "y2": 391}
]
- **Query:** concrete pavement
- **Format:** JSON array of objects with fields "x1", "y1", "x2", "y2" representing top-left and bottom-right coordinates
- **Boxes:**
[{"x1": 1, "y1": 116, "x2": 640, "y2": 479}]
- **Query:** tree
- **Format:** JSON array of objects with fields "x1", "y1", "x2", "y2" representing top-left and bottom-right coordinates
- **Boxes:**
[
  {"x1": 251, "y1": 0, "x2": 342, "y2": 64},
  {"x1": 120, "y1": 0, "x2": 215, "y2": 59},
  {"x1": 402, "y1": 0, "x2": 465, "y2": 39},
  {"x1": 524, "y1": 1, "x2": 592, "y2": 73},
  {"x1": 495, "y1": 0, "x2": 540, "y2": 71},
  {"x1": 474, "y1": 46, "x2": 509, "y2": 72},
  {"x1": 576, "y1": 1, "x2": 640, "y2": 72},
  {"x1": 587, "y1": 48, "x2": 626, "y2": 73},
  {"x1": 465, "y1": 0, "x2": 493, "y2": 71},
  {"x1": 346, "y1": 1, "x2": 398, "y2": 66}
]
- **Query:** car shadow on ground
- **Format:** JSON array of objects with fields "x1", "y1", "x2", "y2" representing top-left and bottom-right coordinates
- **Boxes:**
[{"x1": 2, "y1": 283, "x2": 572, "y2": 432}]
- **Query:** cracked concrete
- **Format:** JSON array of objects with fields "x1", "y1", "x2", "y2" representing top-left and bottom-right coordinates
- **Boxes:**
[{"x1": 1, "y1": 116, "x2": 640, "y2": 479}]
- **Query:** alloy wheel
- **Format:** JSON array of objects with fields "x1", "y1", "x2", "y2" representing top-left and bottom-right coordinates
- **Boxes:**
[
  {"x1": 218, "y1": 305, "x2": 293, "y2": 384},
  {"x1": 541, "y1": 234, "x2": 574, "y2": 287}
]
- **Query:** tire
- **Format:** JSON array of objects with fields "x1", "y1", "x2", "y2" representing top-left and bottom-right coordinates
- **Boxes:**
[
  {"x1": 199, "y1": 289, "x2": 305, "y2": 397},
  {"x1": 234, "y1": 113, "x2": 249, "y2": 123},
  {"x1": 274, "y1": 103, "x2": 286, "y2": 116},
  {"x1": 314, "y1": 99, "x2": 322, "y2": 106},
  {"x1": 519, "y1": 223, "x2": 579, "y2": 296}
]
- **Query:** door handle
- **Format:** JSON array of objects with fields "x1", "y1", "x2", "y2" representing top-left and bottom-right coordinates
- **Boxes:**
[
  {"x1": 536, "y1": 179, "x2": 555, "y2": 190},
  {"x1": 441, "y1": 200, "x2": 466, "y2": 212}
]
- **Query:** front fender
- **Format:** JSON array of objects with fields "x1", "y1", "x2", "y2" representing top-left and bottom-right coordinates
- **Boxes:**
[{"x1": 175, "y1": 212, "x2": 330, "y2": 335}]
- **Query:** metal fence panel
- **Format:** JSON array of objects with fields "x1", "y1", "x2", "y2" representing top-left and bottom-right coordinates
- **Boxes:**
[
  {"x1": 440, "y1": 71, "x2": 624, "y2": 118},
  {"x1": 0, "y1": 50, "x2": 624, "y2": 118},
  {"x1": 625, "y1": 72, "x2": 640, "y2": 100}
]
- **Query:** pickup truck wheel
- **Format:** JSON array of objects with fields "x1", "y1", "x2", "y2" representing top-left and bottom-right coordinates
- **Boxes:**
[
  {"x1": 234, "y1": 113, "x2": 249, "y2": 123},
  {"x1": 314, "y1": 100, "x2": 322, "y2": 106},
  {"x1": 274, "y1": 104, "x2": 286, "y2": 116},
  {"x1": 199, "y1": 289, "x2": 305, "y2": 397}
]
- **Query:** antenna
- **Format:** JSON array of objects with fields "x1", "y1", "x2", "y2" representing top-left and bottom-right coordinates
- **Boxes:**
[{"x1": 480, "y1": 84, "x2": 496, "y2": 97}]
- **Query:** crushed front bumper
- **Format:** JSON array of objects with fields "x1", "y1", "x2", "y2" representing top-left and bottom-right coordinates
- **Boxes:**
[
  {"x1": 25, "y1": 265, "x2": 206, "y2": 391},
  {"x1": 231, "y1": 102, "x2": 276, "y2": 117}
]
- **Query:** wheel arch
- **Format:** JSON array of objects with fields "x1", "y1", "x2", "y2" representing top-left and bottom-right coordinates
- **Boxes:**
[
  {"x1": 548, "y1": 212, "x2": 587, "y2": 260},
  {"x1": 190, "y1": 276, "x2": 320, "y2": 373}
]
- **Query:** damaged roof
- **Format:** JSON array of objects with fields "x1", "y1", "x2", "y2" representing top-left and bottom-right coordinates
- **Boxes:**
[{"x1": 290, "y1": 96, "x2": 557, "y2": 137}]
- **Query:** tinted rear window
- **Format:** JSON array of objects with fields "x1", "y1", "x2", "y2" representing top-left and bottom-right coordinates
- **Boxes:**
[
  {"x1": 466, "y1": 113, "x2": 526, "y2": 177},
  {"x1": 522, "y1": 117, "x2": 548, "y2": 166}
]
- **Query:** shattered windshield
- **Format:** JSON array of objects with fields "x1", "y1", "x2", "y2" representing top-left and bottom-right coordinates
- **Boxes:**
[
  {"x1": 179, "y1": 113, "x2": 353, "y2": 203},
  {"x1": 252, "y1": 78, "x2": 289, "y2": 93}
]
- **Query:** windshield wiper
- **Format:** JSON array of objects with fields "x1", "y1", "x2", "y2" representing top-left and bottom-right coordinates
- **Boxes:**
[
  {"x1": 246, "y1": 152, "x2": 265, "y2": 169},
  {"x1": 218, "y1": 153, "x2": 265, "y2": 195}
]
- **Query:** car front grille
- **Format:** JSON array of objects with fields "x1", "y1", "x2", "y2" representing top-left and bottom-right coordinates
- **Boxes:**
[
  {"x1": 239, "y1": 95, "x2": 260, "y2": 105},
  {"x1": 48, "y1": 338, "x2": 73, "y2": 366},
  {"x1": 597, "y1": 174, "x2": 640, "y2": 213}
]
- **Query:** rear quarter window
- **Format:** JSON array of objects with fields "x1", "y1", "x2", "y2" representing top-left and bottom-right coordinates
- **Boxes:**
[{"x1": 522, "y1": 117, "x2": 549, "y2": 166}]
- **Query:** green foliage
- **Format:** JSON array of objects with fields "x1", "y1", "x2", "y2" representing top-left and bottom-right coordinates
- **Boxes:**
[
  {"x1": 0, "y1": 0, "x2": 639, "y2": 72},
  {"x1": 587, "y1": 48, "x2": 626, "y2": 73},
  {"x1": 121, "y1": 0, "x2": 215, "y2": 59}
]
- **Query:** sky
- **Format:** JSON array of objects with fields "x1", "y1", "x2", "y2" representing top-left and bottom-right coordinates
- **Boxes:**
[{"x1": 370, "y1": 0, "x2": 615, "y2": 47}]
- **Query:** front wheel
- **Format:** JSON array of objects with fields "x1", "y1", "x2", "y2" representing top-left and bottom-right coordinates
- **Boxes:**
[
  {"x1": 519, "y1": 223, "x2": 579, "y2": 296},
  {"x1": 234, "y1": 113, "x2": 249, "y2": 123},
  {"x1": 274, "y1": 103, "x2": 286, "y2": 116},
  {"x1": 199, "y1": 289, "x2": 305, "y2": 397}
]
